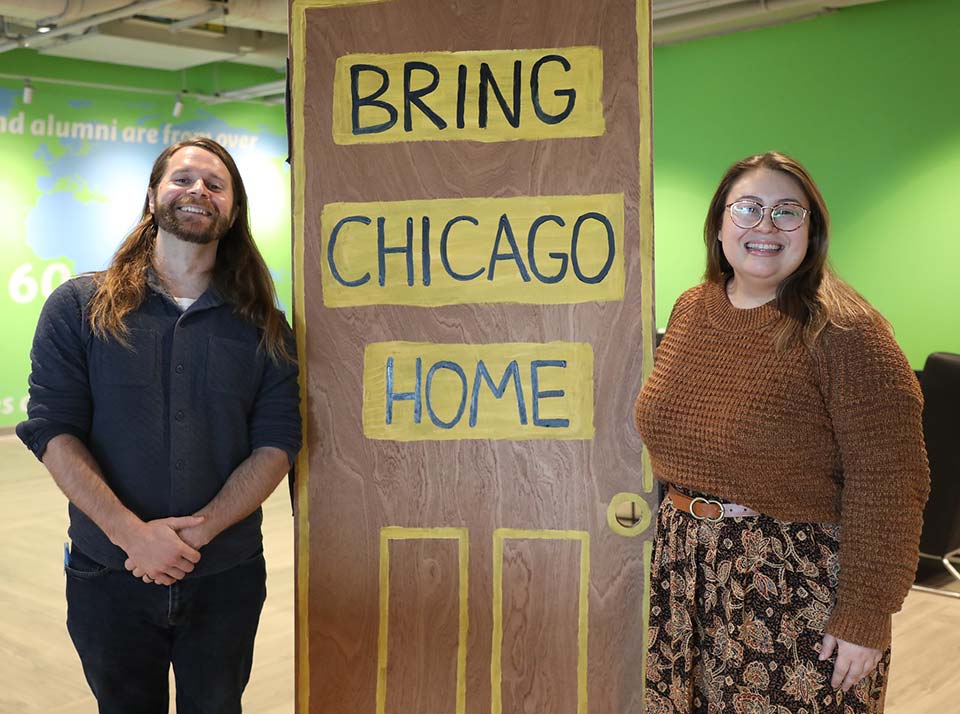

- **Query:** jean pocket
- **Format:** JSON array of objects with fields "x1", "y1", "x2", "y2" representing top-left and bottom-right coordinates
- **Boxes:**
[
  {"x1": 64, "y1": 546, "x2": 111, "y2": 580},
  {"x1": 236, "y1": 547, "x2": 265, "y2": 567}
]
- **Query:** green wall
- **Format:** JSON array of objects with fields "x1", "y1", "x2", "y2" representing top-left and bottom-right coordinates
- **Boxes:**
[
  {"x1": 1, "y1": 0, "x2": 956, "y2": 428},
  {"x1": 0, "y1": 50, "x2": 288, "y2": 428},
  {"x1": 652, "y1": 0, "x2": 960, "y2": 368}
]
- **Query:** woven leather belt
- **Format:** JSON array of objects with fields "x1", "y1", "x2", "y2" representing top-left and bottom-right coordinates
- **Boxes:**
[{"x1": 667, "y1": 485, "x2": 760, "y2": 522}]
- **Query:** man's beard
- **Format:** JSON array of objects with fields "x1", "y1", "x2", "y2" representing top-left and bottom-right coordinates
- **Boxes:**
[{"x1": 154, "y1": 197, "x2": 233, "y2": 245}]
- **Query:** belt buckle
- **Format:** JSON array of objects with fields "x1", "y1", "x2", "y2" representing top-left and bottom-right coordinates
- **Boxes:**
[{"x1": 689, "y1": 496, "x2": 724, "y2": 523}]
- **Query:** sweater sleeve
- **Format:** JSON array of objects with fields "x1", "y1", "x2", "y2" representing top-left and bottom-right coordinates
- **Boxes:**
[
  {"x1": 635, "y1": 284, "x2": 704, "y2": 434},
  {"x1": 819, "y1": 320, "x2": 929, "y2": 650},
  {"x1": 664, "y1": 284, "x2": 704, "y2": 332}
]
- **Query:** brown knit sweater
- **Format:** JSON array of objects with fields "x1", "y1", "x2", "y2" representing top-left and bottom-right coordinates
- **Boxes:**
[{"x1": 634, "y1": 281, "x2": 929, "y2": 651}]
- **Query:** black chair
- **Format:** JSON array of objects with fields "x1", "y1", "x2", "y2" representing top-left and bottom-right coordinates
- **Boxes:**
[{"x1": 912, "y1": 352, "x2": 960, "y2": 597}]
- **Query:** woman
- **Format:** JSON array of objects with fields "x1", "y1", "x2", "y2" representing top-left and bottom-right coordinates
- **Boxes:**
[{"x1": 634, "y1": 152, "x2": 929, "y2": 713}]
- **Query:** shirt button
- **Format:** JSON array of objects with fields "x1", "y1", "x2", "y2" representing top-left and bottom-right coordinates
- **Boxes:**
[
  {"x1": 175, "y1": 410, "x2": 185, "y2": 421},
  {"x1": 175, "y1": 364, "x2": 184, "y2": 374},
  {"x1": 175, "y1": 459, "x2": 185, "y2": 470}
]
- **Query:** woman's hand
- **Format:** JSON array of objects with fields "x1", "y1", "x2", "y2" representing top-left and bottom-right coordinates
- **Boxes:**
[{"x1": 820, "y1": 633, "x2": 882, "y2": 692}]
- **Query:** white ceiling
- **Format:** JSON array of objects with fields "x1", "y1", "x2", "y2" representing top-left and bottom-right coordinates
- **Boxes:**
[{"x1": 0, "y1": 0, "x2": 888, "y2": 101}]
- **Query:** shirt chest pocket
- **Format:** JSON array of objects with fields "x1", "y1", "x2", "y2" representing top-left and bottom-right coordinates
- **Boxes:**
[
  {"x1": 206, "y1": 336, "x2": 260, "y2": 397},
  {"x1": 97, "y1": 328, "x2": 159, "y2": 387}
]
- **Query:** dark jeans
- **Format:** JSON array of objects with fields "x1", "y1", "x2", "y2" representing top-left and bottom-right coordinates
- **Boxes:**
[{"x1": 65, "y1": 544, "x2": 267, "y2": 714}]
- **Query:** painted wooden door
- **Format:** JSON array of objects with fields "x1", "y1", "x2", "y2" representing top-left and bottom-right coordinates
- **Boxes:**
[{"x1": 289, "y1": 1, "x2": 656, "y2": 712}]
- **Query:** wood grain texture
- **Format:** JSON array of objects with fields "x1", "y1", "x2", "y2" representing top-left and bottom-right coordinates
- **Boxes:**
[
  {"x1": 384, "y1": 539, "x2": 461, "y2": 714},
  {"x1": 0, "y1": 435, "x2": 295, "y2": 714},
  {"x1": 499, "y1": 539, "x2": 581, "y2": 714},
  {"x1": 294, "y1": 1, "x2": 652, "y2": 712}
]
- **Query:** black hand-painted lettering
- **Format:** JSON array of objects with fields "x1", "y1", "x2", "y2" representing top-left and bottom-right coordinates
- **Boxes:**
[
  {"x1": 351, "y1": 64, "x2": 398, "y2": 135},
  {"x1": 530, "y1": 55, "x2": 576, "y2": 125}
]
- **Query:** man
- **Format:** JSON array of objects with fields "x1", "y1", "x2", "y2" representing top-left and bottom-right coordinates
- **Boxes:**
[{"x1": 17, "y1": 138, "x2": 301, "y2": 713}]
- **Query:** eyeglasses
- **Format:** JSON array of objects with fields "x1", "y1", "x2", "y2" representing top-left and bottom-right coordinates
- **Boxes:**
[{"x1": 726, "y1": 200, "x2": 809, "y2": 232}]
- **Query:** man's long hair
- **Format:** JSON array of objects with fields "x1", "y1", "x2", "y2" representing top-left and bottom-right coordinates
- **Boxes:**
[
  {"x1": 703, "y1": 151, "x2": 887, "y2": 350},
  {"x1": 88, "y1": 138, "x2": 291, "y2": 362}
]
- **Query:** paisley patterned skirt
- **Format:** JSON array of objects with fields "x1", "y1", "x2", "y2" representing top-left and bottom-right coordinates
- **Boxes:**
[{"x1": 644, "y1": 488, "x2": 890, "y2": 714}]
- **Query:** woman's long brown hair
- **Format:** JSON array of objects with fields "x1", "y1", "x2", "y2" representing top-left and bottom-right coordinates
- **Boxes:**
[
  {"x1": 703, "y1": 151, "x2": 887, "y2": 350},
  {"x1": 88, "y1": 138, "x2": 292, "y2": 362}
]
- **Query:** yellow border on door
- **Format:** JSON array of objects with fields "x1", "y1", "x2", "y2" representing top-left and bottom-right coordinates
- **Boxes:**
[
  {"x1": 377, "y1": 527, "x2": 470, "y2": 714},
  {"x1": 636, "y1": 0, "x2": 656, "y2": 706},
  {"x1": 290, "y1": 4, "x2": 394, "y2": 710},
  {"x1": 490, "y1": 528, "x2": 590, "y2": 714},
  {"x1": 289, "y1": 4, "x2": 309, "y2": 710}
]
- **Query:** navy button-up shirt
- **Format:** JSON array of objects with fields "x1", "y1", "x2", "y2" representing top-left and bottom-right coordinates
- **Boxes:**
[{"x1": 17, "y1": 274, "x2": 302, "y2": 576}]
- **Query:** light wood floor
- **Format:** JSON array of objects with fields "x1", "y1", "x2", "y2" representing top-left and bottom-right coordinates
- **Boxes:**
[
  {"x1": 1, "y1": 432, "x2": 957, "y2": 713},
  {"x1": 0, "y1": 434, "x2": 293, "y2": 714}
]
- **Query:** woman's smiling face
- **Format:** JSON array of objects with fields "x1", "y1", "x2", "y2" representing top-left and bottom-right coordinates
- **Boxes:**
[{"x1": 718, "y1": 168, "x2": 810, "y2": 297}]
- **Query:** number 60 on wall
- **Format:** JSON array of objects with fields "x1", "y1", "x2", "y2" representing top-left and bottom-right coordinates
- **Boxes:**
[{"x1": 8, "y1": 262, "x2": 72, "y2": 304}]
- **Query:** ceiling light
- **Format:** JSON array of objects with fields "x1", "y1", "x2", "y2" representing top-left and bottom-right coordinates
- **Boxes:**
[
  {"x1": 22, "y1": 81, "x2": 33, "y2": 105},
  {"x1": 172, "y1": 94, "x2": 184, "y2": 118},
  {"x1": 36, "y1": 23, "x2": 56, "y2": 34},
  {"x1": 167, "y1": 7, "x2": 226, "y2": 32},
  {"x1": 209, "y1": 80, "x2": 286, "y2": 103}
]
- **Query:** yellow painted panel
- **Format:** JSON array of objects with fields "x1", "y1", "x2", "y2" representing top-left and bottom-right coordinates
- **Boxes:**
[
  {"x1": 300, "y1": 0, "x2": 388, "y2": 7},
  {"x1": 636, "y1": 0, "x2": 656, "y2": 495},
  {"x1": 290, "y1": 4, "x2": 311, "y2": 711},
  {"x1": 321, "y1": 194, "x2": 624, "y2": 307},
  {"x1": 363, "y1": 342, "x2": 594, "y2": 441},
  {"x1": 491, "y1": 529, "x2": 589, "y2": 714},
  {"x1": 377, "y1": 527, "x2": 469, "y2": 714},
  {"x1": 333, "y1": 46, "x2": 604, "y2": 144},
  {"x1": 640, "y1": 539, "x2": 653, "y2": 704}
]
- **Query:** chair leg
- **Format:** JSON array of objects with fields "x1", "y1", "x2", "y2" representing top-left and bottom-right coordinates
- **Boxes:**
[
  {"x1": 942, "y1": 547, "x2": 960, "y2": 581},
  {"x1": 911, "y1": 549, "x2": 960, "y2": 599}
]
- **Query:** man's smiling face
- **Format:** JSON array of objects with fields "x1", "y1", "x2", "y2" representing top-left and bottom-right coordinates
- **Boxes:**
[{"x1": 149, "y1": 146, "x2": 236, "y2": 245}]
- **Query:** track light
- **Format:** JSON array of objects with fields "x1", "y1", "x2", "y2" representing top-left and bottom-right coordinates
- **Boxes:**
[
  {"x1": 172, "y1": 94, "x2": 184, "y2": 118},
  {"x1": 22, "y1": 81, "x2": 33, "y2": 105},
  {"x1": 167, "y1": 7, "x2": 225, "y2": 32}
]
